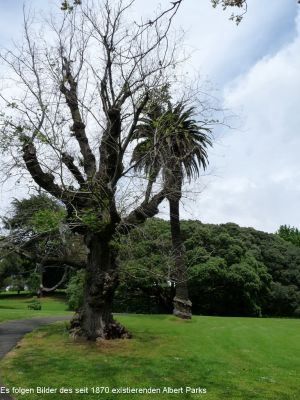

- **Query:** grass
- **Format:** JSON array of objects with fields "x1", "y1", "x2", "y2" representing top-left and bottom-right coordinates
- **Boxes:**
[
  {"x1": 2, "y1": 314, "x2": 300, "y2": 400},
  {"x1": 0, "y1": 293, "x2": 71, "y2": 322}
]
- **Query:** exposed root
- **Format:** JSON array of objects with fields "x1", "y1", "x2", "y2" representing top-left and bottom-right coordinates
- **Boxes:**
[{"x1": 69, "y1": 313, "x2": 131, "y2": 341}]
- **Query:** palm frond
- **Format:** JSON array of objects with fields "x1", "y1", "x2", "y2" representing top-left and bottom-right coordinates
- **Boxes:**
[{"x1": 130, "y1": 101, "x2": 213, "y2": 183}]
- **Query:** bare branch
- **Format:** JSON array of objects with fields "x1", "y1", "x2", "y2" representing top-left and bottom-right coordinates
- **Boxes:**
[
  {"x1": 22, "y1": 138, "x2": 65, "y2": 200},
  {"x1": 119, "y1": 189, "x2": 166, "y2": 233},
  {"x1": 59, "y1": 56, "x2": 97, "y2": 178},
  {"x1": 62, "y1": 152, "x2": 86, "y2": 185}
]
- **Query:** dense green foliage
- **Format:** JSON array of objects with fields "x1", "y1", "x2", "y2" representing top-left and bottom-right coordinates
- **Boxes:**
[
  {"x1": 3, "y1": 194, "x2": 64, "y2": 232},
  {"x1": 112, "y1": 219, "x2": 300, "y2": 317},
  {"x1": 277, "y1": 224, "x2": 300, "y2": 247},
  {"x1": 66, "y1": 269, "x2": 85, "y2": 311},
  {"x1": 0, "y1": 194, "x2": 68, "y2": 293},
  {"x1": 0, "y1": 253, "x2": 31, "y2": 292}
]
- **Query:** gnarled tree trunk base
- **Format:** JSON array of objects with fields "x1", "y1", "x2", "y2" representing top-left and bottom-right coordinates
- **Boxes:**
[
  {"x1": 173, "y1": 296, "x2": 192, "y2": 320},
  {"x1": 69, "y1": 312, "x2": 131, "y2": 341},
  {"x1": 68, "y1": 233, "x2": 132, "y2": 341}
]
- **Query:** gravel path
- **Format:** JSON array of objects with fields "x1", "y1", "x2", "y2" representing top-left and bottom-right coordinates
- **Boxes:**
[{"x1": 0, "y1": 316, "x2": 72, "y2": 400}]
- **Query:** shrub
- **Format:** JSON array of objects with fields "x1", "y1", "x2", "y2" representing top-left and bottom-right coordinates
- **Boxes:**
[
  {"x1": 66, "y1": 269, "x2": 85, "y2": 311},
  {"x1": 27, "y1": 297, "x2": 42, "y2": 310}
]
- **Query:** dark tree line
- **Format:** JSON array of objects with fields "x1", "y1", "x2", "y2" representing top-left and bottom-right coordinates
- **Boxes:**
[{"x1": 111, "y1": 219, "x2": 300, "y2": 317}]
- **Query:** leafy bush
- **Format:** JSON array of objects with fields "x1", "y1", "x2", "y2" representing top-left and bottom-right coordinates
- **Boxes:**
[
  {"x1": 27, "y1": 297, "x2": 42, "y2": 310},
  {"x1": 66, "y1": 269, "x2": 85, "y2": 311},
  {"x1": 30, "y1": 208, "x2": 66, "y2": 233},
  {"x1": 26, "y1": 273, "x2": 41, "y2": 294}
]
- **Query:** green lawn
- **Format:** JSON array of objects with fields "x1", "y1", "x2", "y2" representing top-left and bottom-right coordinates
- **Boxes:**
[
  {"x1": 0, "y1": 293, "x2": 71, "y2": 322},
  {"x1": 2, "y1": 314, "x2": 300, "y2": 400}
]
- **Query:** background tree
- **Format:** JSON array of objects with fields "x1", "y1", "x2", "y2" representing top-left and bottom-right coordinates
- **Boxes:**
[
  {"x1": 131, "y1": 99, "x2": 212, "y2": 319},
  {"x1": 277, "y1": 225, "x2": 300, "y2": 248},
  {"x1": 0, "y1": 194, "x2": 85, "y2": 294},
  {"x1": 0, "y1": 252, "x2": 30, "y2": 293}
]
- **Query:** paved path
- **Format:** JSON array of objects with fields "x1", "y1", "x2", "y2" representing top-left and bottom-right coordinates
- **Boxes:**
[{"x1": 0, "y1": 316, "x2": 71, "y2": 400}]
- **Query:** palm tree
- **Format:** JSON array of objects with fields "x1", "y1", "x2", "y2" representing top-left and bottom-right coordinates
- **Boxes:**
[{"x1": 131, "y1": 101, "x2": 212, "y2": 319}]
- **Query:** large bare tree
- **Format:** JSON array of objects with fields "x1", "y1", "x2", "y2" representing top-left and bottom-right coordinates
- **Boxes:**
[{"x1": 0, "y1": 0, "x2": 187, "y2": 340}]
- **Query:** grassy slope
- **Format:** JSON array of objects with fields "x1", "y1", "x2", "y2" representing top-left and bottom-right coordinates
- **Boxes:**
[
  {"x1": 2, "y1": 315, "x2": 300, "y2": 400},
  {"x1": 0, "y1": 294, "x2": 71, "y2": 322}
]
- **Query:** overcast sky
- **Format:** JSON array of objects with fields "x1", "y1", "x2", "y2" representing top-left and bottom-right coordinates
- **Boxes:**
[{"x1": 0, "y1": 0, "x2": 299, "y2": 233}]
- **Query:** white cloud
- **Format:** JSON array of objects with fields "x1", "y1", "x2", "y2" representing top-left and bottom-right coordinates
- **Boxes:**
[
  {"x1": 175, "y1": 0, "x2": 298, "y2": 85},
  {"x1": 183, "y1": 8, "x2": 300, "y2": 232}
]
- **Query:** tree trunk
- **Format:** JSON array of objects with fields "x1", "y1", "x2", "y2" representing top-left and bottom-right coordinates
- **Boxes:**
[
  {"x1": 70, "y1": 233, "x2": 131, "y2": 340},
  {"x1": 169, "y1": 198, "x2": 192, "y2": 319}
]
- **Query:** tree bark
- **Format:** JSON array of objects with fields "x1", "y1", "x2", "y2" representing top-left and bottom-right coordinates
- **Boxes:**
[
  {"x1": 70, "y1": 232, "x2": 130, "y2": 340},
  {"x1": 169, "y1": 196, "x2": 192, "y2": 320}
]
